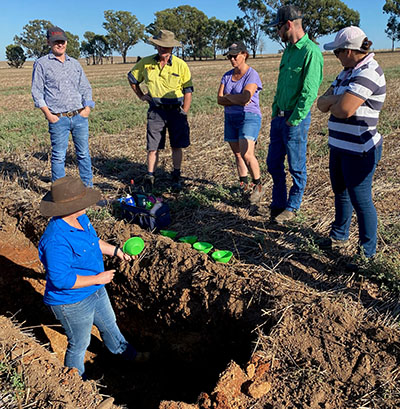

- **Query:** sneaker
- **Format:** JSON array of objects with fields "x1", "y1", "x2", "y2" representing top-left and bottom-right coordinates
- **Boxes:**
[
  {"x1": 274, "y1": 209, "x2": 296, "y2": 224},
  {"x1": 249, "y1": 184, "x2": 267, "y2": 204},
  {"x1": 318, "y1": 237, "x2": 350, "y2": 251},
  {"x1": 143, "y1": 174, "x2": 155, "y2": 192}
]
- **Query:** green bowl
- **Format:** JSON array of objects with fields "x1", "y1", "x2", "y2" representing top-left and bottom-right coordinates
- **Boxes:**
[
  {"x1": 160, "y1": 230, "x2": 178, "y2": 239},
  {"x1": 211, "y1": 250, "x2": 233, "y2": 263},
  {"x1": 123, "y1": 237, "x2": 145, "y2": 256},
  {"x1": 178, "y1": 235, "x2": 198, "y2": 244},
  {"x1": 193, "y1": 242, "x2": 213, "y2": 254}
]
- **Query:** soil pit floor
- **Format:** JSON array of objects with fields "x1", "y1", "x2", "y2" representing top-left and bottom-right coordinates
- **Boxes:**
[{"x1": 1, "y1": 207, "x2": 400, "y2": 409}]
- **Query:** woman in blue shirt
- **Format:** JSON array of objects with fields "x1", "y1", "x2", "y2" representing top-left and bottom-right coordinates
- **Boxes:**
[{"x1": 39, "y1": 176, "x2": 147, "y2": 378}]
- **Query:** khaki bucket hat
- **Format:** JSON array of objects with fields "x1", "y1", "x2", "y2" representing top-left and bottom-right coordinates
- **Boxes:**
[
  {"x1": 40, "y1": 176, "x2": 101, "y2": 217},
  {"x1": 148, "y1": 30, "x2": 182, "y2": 47}
]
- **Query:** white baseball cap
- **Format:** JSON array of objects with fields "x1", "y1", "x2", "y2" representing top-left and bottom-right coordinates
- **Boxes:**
[{"x1": 324, "y1": 26, "x2": 366, "y2": 51}]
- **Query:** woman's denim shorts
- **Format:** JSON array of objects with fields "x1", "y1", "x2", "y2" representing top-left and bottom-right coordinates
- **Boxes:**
[{"x1": 224, "y1": 112, "x2": 261, "y2": 142}]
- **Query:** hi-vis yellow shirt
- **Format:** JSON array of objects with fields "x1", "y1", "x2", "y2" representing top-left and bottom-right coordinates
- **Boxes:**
[{"x1": 128, "y1": 54, "x2": 193, "y2": 106}]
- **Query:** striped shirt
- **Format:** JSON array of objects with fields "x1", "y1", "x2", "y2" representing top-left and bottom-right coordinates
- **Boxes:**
[
  {"x1": 31, "y1": 52, "x2": 95, "y2": 113},
  {"x1": 328, "y1": 53, "x2": 386, "y2": 155}
]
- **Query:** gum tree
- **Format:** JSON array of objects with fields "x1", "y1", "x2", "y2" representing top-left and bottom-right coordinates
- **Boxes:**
[
  {"x1": 238, "y1": 0, "x2": 268, "y2": 58},
  {"x1": 262, "y1": 0, "x2": 359, "y2": 43},
  {"x1": 103, "y1": 10, "x2": 145, "y2": 63},
  {"x1": 14, "y1": 19, "x2": 53, "y2": 58},
  {"x1": 5, "y1": 45, "x2": 26, "y2": 68},
  {"x1": 384, "y1": 0, "x2": 400, "y2": 50}
]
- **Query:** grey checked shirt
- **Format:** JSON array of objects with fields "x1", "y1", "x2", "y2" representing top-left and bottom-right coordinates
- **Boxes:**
[{"x1": 31, "y1": 52, "x2": 95, "y2": 113}]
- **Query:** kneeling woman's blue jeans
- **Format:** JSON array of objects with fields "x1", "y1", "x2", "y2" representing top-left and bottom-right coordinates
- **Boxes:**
[
  {"x1": 49, "y1": 286, "x2": 133, "y2": 377},
  {"x1": 329, "y1": 145, "x2": 382, "y2": 258}
]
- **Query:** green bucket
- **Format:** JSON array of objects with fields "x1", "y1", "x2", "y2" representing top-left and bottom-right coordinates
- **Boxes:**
[
  {"x1": 193, "y1": 242, "x2": 213, "y2": 254},
  {"x1": 122, "y1": 237, "x2": 145, "y2": 256},
  {"x1": 178, "y1": 235, "x2": 198, "y2": 244},
  {"x1": 160, "y1": 230, "x2": 178, "y2": 239},
  {"x1": 211, "y1": 250, "x2": 233, "y2": 263}
]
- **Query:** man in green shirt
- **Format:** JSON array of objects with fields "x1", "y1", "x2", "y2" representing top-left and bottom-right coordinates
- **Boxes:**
[{"x1": 264, "y1": 5, "x2": 323, "y2": 223}]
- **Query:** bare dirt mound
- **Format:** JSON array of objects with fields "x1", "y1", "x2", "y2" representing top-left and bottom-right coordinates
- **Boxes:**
[{"x1": 0, "y1": 316, "x2": 120, "y2": 409}]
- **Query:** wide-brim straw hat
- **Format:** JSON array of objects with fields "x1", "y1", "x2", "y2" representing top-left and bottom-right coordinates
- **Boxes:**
[
  {"x1": 148, "y1": 30, "x2": 182, "y2": 47},
  {"x1": 40, "y1": 176, "x2": 101, "y2": 217}
]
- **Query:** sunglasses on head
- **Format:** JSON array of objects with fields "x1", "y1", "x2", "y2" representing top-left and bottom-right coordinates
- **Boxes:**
[
  {"x1": 334, "y1": 48, "x2": 345, "y2": 57},
  {"x1": 227, "y1": 54, "x2": 240, "y2": 60}
]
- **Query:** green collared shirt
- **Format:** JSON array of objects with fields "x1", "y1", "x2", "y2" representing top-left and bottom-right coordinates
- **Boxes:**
[{"x1": 272, "y1": 34, "x2": 323, "y2": 126}]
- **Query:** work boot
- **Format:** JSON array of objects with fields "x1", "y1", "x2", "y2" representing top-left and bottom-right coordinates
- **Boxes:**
[
  {"x1": 239, "y1": 181, "x2": 252, "y2": 202},
  {"x1": 143, "y1": 174, "x2": 155, "y2": 192},
  {"x1": 273, "y1": 209, "x2": 296, "y2": 224},
  {"x1": 171, "y1": 173, "x2": 182, "y2": 192},
  {"x1": 257, "y1": 206, "x2": 284, "y2": 219},
  {"x1": 249, "y1": 184, "x2": 267, "y2": 204},
  {"x1": 318, "y1": 237, "x2": 350, "y2": 251}
]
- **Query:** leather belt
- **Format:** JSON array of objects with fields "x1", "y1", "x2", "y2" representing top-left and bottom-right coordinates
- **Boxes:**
[
  {"x1": 277, "y1": 110, "x2": 285, "y2": 117},
  {"x1": 53, "y1": 108, "x2": 84, "y2": 118}
]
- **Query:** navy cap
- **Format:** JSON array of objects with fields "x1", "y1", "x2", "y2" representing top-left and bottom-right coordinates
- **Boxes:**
[
  {"x1": 47, "y1": 27, "x2": 67, "y2": 42},
  {"x1": 267, "y1": 5, "x2": 303, "y2": 27}
]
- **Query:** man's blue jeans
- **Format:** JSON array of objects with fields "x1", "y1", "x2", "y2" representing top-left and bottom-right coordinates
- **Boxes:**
[
  {"x1": 49, "y1": 286, "x2": 133, "y2": 377},
  {"x1": 329, "y1": 145, "x2": 382, "y2": 258},
  {"x1": 267, "y1": 112, "x2": 311, "y2": 211},
  {"x1": 48, "y1": 115, "x2": 93, "y2": 186}
]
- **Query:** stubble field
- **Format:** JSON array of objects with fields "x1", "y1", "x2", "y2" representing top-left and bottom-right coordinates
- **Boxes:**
[{"x1": 0, "y1": 52, "x2": 400, "y2": 409}]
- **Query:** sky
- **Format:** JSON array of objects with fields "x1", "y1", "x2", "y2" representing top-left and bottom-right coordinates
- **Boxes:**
[{"x1": 0, "y1": 0, "x2": 393, "y2": 61}]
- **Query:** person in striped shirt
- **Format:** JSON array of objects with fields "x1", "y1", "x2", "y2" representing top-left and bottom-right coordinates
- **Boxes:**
[{"x1": 317, "y1": 26, "x2": 386, "y2": 259}]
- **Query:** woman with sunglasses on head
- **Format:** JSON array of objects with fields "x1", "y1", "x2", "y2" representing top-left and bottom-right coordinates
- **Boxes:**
[
  {"x1": 217, "y1": 41, "x2": 265, "y2": 205},
  {"x1": 317, "y1": 27, "x2": 386, "y2": 261}
]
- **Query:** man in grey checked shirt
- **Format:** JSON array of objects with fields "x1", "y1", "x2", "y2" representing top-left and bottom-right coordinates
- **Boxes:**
[{"x1": 32, "y1": 27, "x2": 95, "y2": 186}]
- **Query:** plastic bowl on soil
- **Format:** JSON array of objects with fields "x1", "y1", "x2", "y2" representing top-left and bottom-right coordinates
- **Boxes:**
[
  {"x1": 160, "y1": 230, "x2": 178, "y2": 239},
  {"x1": 122, "y1": 237, "x2": 145, "y2": 256},
  {"x1": 178, "y1": 235, "x2": 198, "y2": 244},
  {"x1": 193, "y1": 242, "x2": 213, "y2": 254},
  {"x1": 211, "y1": 250, "x2": 233, "y2": 263}
]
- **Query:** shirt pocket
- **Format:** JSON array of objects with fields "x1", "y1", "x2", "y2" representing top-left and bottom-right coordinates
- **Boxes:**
[
  {"x1": 70, "y1": 240, "x2": 97, "y2": 271},
  {"x1": 167, "y1": 72, "x2": 181, "y2": 89},
  {"x1": 45, "y1": 69, "x2": 60, "y2": 91},
  {"x1": 288, "y1": 66, "x2": 302, "y2": 80}
]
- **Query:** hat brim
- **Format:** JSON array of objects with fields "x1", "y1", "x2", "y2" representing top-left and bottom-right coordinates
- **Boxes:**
[
  {"x1": 40, "y1": 188, "x2": 101, "y2": 217},
  {"x1": 223, "y1": 49, "x2": 247, "y2": 56},
  {"x1": 149, "y1": 38, "x2": 182, "y2": 48},
  {"x1": 323, "y1": 41, "x2": 340, "y2": 51},
  {"x1": 266, "y1": 18, "x2": 280, "y2": 28}
]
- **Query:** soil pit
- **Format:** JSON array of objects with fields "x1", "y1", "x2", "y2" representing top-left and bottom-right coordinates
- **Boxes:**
[{"x1": 1, "y1": 205, "x2": 400, "y2": 409}]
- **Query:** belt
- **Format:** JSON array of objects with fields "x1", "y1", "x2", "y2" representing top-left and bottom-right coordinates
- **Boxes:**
[
  {"x1": 277, "y1": 109, "x2": 293, "y2": 117},
  {"x1": 157, "y1": 104, "x2": 181, "y2": 111},
  {"x1": 53, "y1": 108, "x2": 84, "y2": 118}
]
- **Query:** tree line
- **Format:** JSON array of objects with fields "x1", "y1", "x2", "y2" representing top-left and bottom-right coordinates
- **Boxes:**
[{"x1": 5, "y1": 1, "x2": 400, "y2": 68}]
